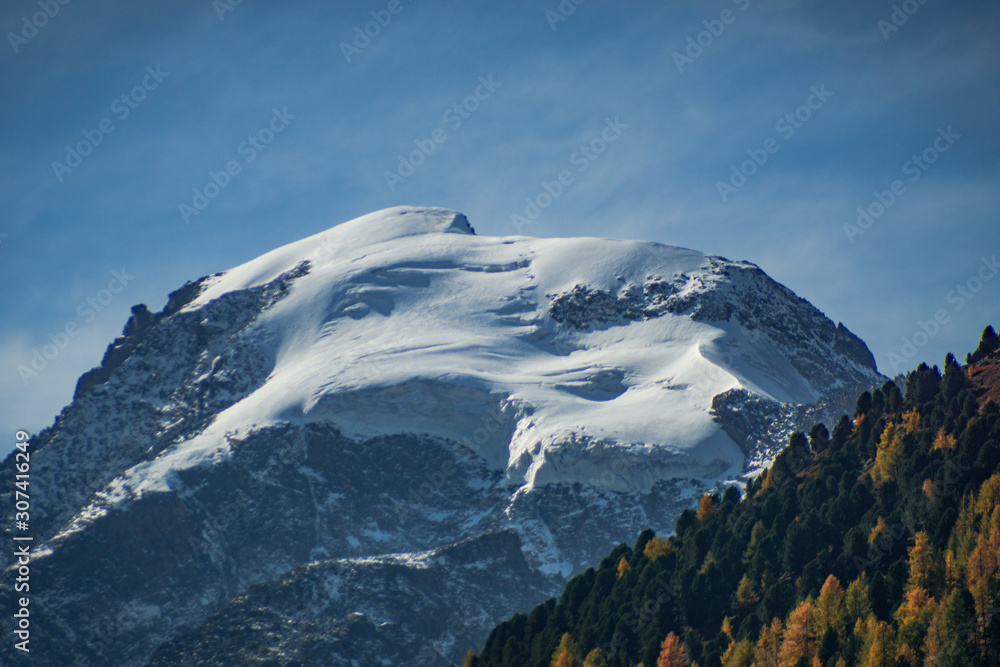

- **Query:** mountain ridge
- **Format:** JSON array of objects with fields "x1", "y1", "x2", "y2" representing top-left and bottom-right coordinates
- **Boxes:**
[{"x1": 0, "y1": 206, "x2": 885, "y2": 665}]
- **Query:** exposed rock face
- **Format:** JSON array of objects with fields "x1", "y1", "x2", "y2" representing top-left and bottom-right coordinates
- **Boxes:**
[{"x1": 0, "y1": 207, "x2": 884, "y2": 666}]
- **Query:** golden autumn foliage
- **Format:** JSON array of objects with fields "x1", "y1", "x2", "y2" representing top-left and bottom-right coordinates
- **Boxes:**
[
  {"x1": 644, "y1": 535, "x2": 672, "y2": 561},
  {"x1": 923, "y1": 478, "x2": 934, "y2": 500},
  {"x1": 906, "y1": 532, "x2": 937, "y2": 592},
  {"x1": 616, "y1": 556, "x2": 629, "y2": 579},
  {"x1": 975, "y1": 473, "x2": 1000, "y2": 517},
  {"x1": 551, "y1": 633, "x2": 578, "y2": 667},
  {"x1": 932, "y1": 426, "x2": 957, "y2": 451},
  {"x1": 945, "y1": 550, "x2": 961, "y2": 589},
  {"x1": 901, "y1": 409, "x2": 922, "y2": 434},
  {"x1": 845, "y1": 577, "x2": 872, "y2": 624},
  {"x1": 778, "y1": 599, "x2": 813, "y2": 667},
  {"x1": 656, "y1": 632, "x2": 687, "y2": 667},
  {"x1": 872, "y1": 422, "x2": 904, "y2": 483},
  {"x1": 754, "y1": 618, "x2": 783, "y2": 667},
  {"x1": 860, "y1": 617, "x2": 894, "y2": 667},
  {"x1": 894, "y1": 586, "x2": 935, "y2": 626},
  {"x1": 696, "y1": 494, "x2": 716, "y2": 522},
  {"x1": 582, "y1": 648, "x2": 607, "y2": 667},
  {"x1": 869, "y1": 516, "x2": 888, "y2": 544},
  {"x1": 736, "y1": 574, "x2": 759, "y2": 606},
  {"x1": 814, "y1": 575, "x2": 847, "y2": 637},
  {"x1": 720, "y1": 639, "x2": 754, "y2": 667}
]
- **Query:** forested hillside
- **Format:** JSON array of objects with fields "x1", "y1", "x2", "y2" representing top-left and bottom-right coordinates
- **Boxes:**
[{"x1": 462, "y1": 326, "x2": 1000, "y2": 667}]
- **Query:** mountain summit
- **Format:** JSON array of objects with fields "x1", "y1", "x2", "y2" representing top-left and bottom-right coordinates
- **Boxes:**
[{"x1": 1, "y1": 207, "x2": 883, "y2": 665}]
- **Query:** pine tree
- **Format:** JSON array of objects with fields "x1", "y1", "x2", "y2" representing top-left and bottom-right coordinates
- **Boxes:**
[
  {"x1": 968, "y1": 325, "x2": 999, "y2": 364},
  {"x1": 809, "y1": 423, "x2": 830, "y2": 453},
  {"x1": 942, "y1": 353, "x2": 970, "y2": 401}
]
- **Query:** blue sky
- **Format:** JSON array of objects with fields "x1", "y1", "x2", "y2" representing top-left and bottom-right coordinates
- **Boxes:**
[{"x1": 2, "y1": 0, "x2": 999, "y2": 450}]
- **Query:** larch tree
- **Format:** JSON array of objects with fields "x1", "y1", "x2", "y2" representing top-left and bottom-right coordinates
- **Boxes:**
[
  {"x1": 860, "y1": 619, "x2": 894, "y2": 667},
  {"x1": 872, "y1": 422, "x2": 904, "y2": 484},
  {"x1": 814, "y1": 575, "x2": 847, "y2": 638},
  {"x1": 906, "y1": 532, "x2": 937, "y2": 592},
  {"x1": 845, "y1": 577, "x2": 873, "y2": 625},
  {"x1": 696, "y1": 494, "x2": 716, "y2": 522},
  {"x1": 616, "y1": 556, "x2": 629, "y2": 579},
  {"x1": 582, "y1": 647, "x2": 607, "y2": 667},
  {"x1": 932, "y1": 426, "x2": 956, "y2": 451},
  {"x1": 754, "y1": 618, "x2": 784, "y2": 667},
  {"x1": 551, "y1": 633, "x2": 579, "y2": 667},
  {"x1": 778, "y1": 599, "x2": 813, "y2": 667},
  {"x1": 656, "y1": 632, "x2": 688, "y2": 667}
]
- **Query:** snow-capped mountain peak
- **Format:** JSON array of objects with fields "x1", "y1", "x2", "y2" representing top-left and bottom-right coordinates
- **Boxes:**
[{"x1": 2, "y1": 207, "x2": 883, "y2": 666}]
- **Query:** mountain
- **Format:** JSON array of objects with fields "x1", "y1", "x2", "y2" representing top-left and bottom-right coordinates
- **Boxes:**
[
  {"x1": 465, "y1": 332, "x2": 1000, "y2": 667},
  {"x1": 0, "y1": 207, "x2": 883, "y2": 665}
]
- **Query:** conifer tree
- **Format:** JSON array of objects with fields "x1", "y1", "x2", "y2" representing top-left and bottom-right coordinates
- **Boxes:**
[
  {"x1": 814, "y1": 575, "x2": 847, "y2": 638},
  {"x1": 942, "y1": 353, "x2": 970, "y2": 401},
  {"x1": 616, "y1": 556, "x2": 629, "y2": 579},
  {"x1": 582, "y1": 648, "x2": 607, "y2": 667},
  {"x1": 753, "y1": 618, "x2": 783, "y2": 667},
  {"x1": 906, "y1": 532, "x2": 937, "y2": 592},
  {"x1": 845, "y1": 577, "x2": 873, "y2": 624},
  {"x1": 968, "y1": 325, "x2": 999, "y2": 364},
  {"x1": 860, "y1": 619, "x2": 894, "y2": 667},
  {"x1": 872, "y1": 423, "x2": 904, "y2": 483},
  {"x1": 656, "y1": 632, "x2": 687, "y2": 667},
  {"x1": 696, "y1": 494, "x2": 716, "y2": 522},
  {"x1": 777, "y1": 599, "x2": 813, "y2": 666},
  {"x1": 551, "y1": 633, "x2": 579, "y2": 667}
]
